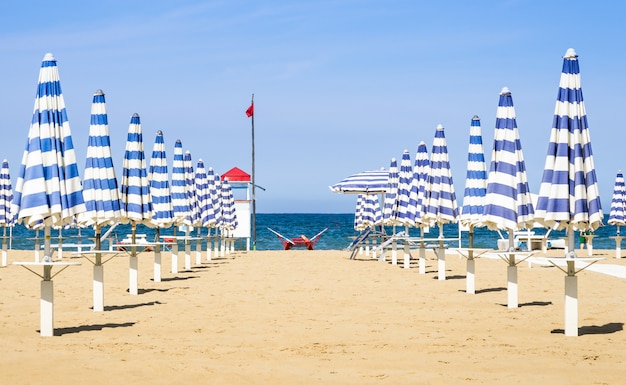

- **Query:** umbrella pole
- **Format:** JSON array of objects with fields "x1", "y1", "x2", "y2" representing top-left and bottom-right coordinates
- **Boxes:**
[
  {"x1": 154, "y1": 227, "x2": 161, "y2": 283},
  {"x1": 206, "y1": 228, "x2": 212, "y2": 261},
  {"x1": 506, "y1": 229, "x2": 518, "y2": 308},
  {"x1": 1, "y1": 226, "x2": 7, "y2": 266},
  {"x1": 129, "y1": 223, "x2": 138, "y2": 295},
  {"x1": 418, "y1": 226, "x2": 426, "y2": 274},
  {"x1": 437, "y1": 225, "x2": 446, "y2": 280},
  {"x1": 171, "y1": 226, "x2": 179, "y2": 274},
  {"x1": 41, "y1": 226, "x2": 54, "y2": 336},
  {"x1": 184, "y1": 226, "x2": 191, "y2": 270},
  {"x1": 391, "y1": 225, "x2": 397, "y2": 265},
  {"x1": 403, "y1": 225, "x2": 410, "y2": 269},
  {"x1": 467, "y1": 226, "x2": 476, "y2": 294},
  {"x1": 93, "y1": 225, "x2": 104, "y2": 312},
  {"x1": 195, "y1": 227, "x2": 202, "y2": 265}
]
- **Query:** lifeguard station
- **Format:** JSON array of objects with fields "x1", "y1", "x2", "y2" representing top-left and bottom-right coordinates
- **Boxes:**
[{"x1": 221, "y1": 167, "x2": 254, "y2": 251}]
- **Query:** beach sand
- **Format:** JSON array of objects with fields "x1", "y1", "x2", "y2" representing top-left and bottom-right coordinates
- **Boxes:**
[{"x1": 1, "y1": 247, "x2": 625, "y2": 384}]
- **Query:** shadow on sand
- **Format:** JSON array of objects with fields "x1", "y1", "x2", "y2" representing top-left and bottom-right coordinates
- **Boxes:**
[
  {"x1": 551, "y1": 322, "x2": 624, "y2": 335},
  {"x1": 51, "y1": 322, "x2": 136, "y2": 336}
]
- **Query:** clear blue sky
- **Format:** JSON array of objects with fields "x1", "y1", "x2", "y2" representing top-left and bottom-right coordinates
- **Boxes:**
[{"x1": 0, "y1": 1, "x2": 623, "y2": 214}]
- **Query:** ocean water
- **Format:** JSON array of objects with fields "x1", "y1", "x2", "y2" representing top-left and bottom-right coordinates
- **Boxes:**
[{"x1": 2, "y1": 214, "x2": 623, "y2": 252}]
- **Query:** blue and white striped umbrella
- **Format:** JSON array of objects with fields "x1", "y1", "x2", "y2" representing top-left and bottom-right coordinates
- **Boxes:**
[
  {"x1": 422, "y1": 124, "x2": 459, "y2": 228},
  {"x1": 483, "y1": 88, "x2": 535, "y2": 232},
  {"x1": 412, "y1": 142, "x2": 430, "y2": 226},
  {"x1": 382, "y1": 158, "x2": 399, "y2": 225},
  {"x1": 120, "y1": 113, "x2": 152, "y2": 226},
  {"x1": 148, "y1": 130, "x2": 174, "y2": 228},
  {"x1": 195, "y1": 160, "x2": 212, "y2": 228},
  {"x1": 395, "y1": 150, "x2": 416, "y2": 226},
  {"x1": 210, "y1": 169, "x2": 223, "y2": 228},
  {"x1": 219, "y1": 178, "x2": 238, "y2": 232},
  {"x1": 184, "y1": 151, "x2": 198, "y2": 227},
  {"x1": 608, "y1": 170, "x2": 626, "y2": 234},
  {"x1": 331, "y1": 169, "x2": 389, "y2": 194},
  {"x1": 12, "y1": 53, "x2": 85, "y2": 232},
  {"x1": 80, "y1": 89, "x2": 121, "y2": 228},
  {"x1": 0, "y1": 160, "x2": 14, "y2": 227},
  {"x1": 460, "y1": 115, "x2": 488, "y2": 228},
  {"x1": 205, "y1": 167, "x2": 219, "y2": 228},
  {"x1": 354, "y1": 194, "x2": 365, "y2": 230},
  {"x1": 171, "y1": 139, "x2": 190, "y2": 226},
  {"x1": 534, "y1": 48, "x2": 603, "y2": 233}
]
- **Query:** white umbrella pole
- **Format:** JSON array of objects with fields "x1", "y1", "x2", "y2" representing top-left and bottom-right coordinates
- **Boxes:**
[
  {"x1": 206, "y1": 228, "x2": 212, "y2": 261},
  {"x1": 419, "y1": 227, "x2": 426, "y2": 274},
  {"x1": 171, "y1": 226, "x2": 179, "y2": 273},
  {"x1": 437, "y1": 225, "x2": 445, "y2": 281},
  {"x1": 184, "y1": 226, "x2": 191, "y2": 270},
  {"x1": 1, "y1": 226, "x2": 7, "y2": 266},
  {"x1": 41, "y1": 226, "x2": 54, "y2": 336},
  {"x1": 129, "y1": 223, "x2": 138, "y2": 295},
  {"x1": 507, "y1": 229, "x2": 518, "y2": 308},
  {"x1": 34, "y1": 230, "x2": 40, "y2": 262},
  {"x1": 93, "y1": 225, "x2": 104, "y2": 312},
  {"x1": 57, "y1": 227, "x2": 63, "y2": 259},
  {"x1": 564, "y1": 230, "x2": 579, "y2": 336},
  {"x1": 403, "y1": 225, "x2": 410, "y2": 269},
  {"x1": 467, "y1": 226, "x2": 476, "y2": 294},
  {"x1": 154, "y1": 228, "x2": 161, "y2": 283},
  {"x1": 195, "y1": 227, "x2": 202, "y2": 265},
  {"x1": 391, "y1": 225, "x2": 397, "y2": 265}
]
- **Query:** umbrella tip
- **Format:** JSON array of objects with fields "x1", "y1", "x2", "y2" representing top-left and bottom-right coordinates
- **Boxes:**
[
  {"x1": 436, "y1": 124, "x2": 444, "y2": 130},
  {"x1": 43, "y1": 53, "x2": 55, "y2": 61},
  {"x1": 94, "y1": 89, "x2": 104, "y2": 96},
  {"x1": 156, "y1": 130, "x2": 163, "y2": 135},
  {"x1": 564, "y1": 48, "x2": 577, "y2": 58},
  {"x1": 132, "y1": 112, "x2": 140, "y2": 117},
  {"x1": 500, "y1": 87, "x2": 511, "y2": 95},
  {"x1": 472, "y1": 115, "x2": 480, "y2": 120}
]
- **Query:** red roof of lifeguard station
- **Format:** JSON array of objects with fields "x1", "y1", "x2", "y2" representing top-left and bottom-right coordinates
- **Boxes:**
[{"x1": 221, "y1": 167, "x2": 250, "y2": 182}]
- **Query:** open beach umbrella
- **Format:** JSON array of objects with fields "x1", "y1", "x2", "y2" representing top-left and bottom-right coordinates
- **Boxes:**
[
  {"x1": 0, "y1": 160, "x2": 14, "y2": 266},
  {"x1": 12, "y1": 53, "x2": 86, "y2": 336},
  {"x1": 482, "y1": 87, "x2": 535, "y2": 309},
  {"x1": 459, "y1": 115, "x2": 488, "y2": 294},
  {"x1": 119, "y1": 113, "x2": 153, "y2": 295},
  {"x1": 608, "y1": 170, "x2": 626, "y2": 235},
  {"x1": 148, "y1": 130, "x2": 174, "y2": 282},
  {"x1": 533, "y1": 48, "x2": 603, "y2": 336},
  {"x1": 80, "y1": 89, "x2": 122, "y2": 311},
  {"x1": 330, "y1": 169, "x2": 389, "y2": 194},
  {"x1": 422, "y1": 124, "x2": 459, "y2": 280}
]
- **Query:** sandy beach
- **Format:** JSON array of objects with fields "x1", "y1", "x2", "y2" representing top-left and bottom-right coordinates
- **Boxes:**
[{"x1": 1, "y1": 246, "x2": 625, "y2": 384}]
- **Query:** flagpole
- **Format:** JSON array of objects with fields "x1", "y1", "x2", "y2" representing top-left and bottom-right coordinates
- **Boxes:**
[{"x1": 250, "y1": 94, "x2": 256, "y2": 250}]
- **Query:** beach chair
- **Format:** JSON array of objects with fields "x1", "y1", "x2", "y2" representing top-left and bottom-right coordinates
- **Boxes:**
[{"x1": 267, "y1": 227, "x2": 329, "y2": 250}]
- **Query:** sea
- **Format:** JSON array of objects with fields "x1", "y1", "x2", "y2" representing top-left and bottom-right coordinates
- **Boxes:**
[{"x1": 1, "y1": 213, "x2": 623, "y2": 251}]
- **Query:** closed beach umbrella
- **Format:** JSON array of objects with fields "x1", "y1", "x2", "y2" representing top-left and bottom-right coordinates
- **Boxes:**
[
  {"x1": 330, "y1": 169, "x2": 389, "y2": 194},
  {"x1": 533, "y1": 49, "x2": 603, "y2": 336},
  {"x1": 171, "y1": 140, "x2": 189, "y2": 226},
  {"x1": 412, "y1": 141, "x2": 430, "y2": 274},
  {"x1": 482, "y1": 87, "x2": 534, "y2": 309},
  {"x1": 194, "y1": 159, "x2": 211, "y2": 263},
  {"x1": 12, "y1": 53, "x2": 86, "y2": 336},
  {"x1": 12, "y1": 53, "x2": 86, "y2": 252},
  {"x1": 0, "y1": 160, "x2": 14, "y2": 266},
  {"x1": 459, "y1": 115, "x2": 488, "y2": 294},
  {"x1": 79, "y1": 89, "x2": 122, "y2": 311},
  {"x1": 608, "y1": 170, "x2": 626, "y2": 235},
  {"x1": 119, "y1": 113, "x2": 153, "y2": 295},
  {"x1": 422, "y1": 124, "x2": 459, "y2": 280},
  {"x1": 207, "y1": 168, "x2": 222, "y2": 258},
  {"x1": 396, "y1": 150, "x2": 416, "y2": 227},
  {"x1": 460, "y1": 115, "x2": 487, "y2": 230},
  {"x1": 363, "y1": 194, "x2": 383, "y2": 228},
  {"x1": 353, "y1": 194, "x2": 365, "y2": 231},
  {"x1": 535, "y1": 49, "x2": 603, "y2": 236},
  {"x1": 181, "y1": 150, "x2": 197, "y2": 269},
  {"x1": 483, "y1": 88, "x2": 535, "y2": 233},
  {"x1": 148, "y1": 130, "x2": 174, "y2": 282},
  {"x1": 382, "y1": 158, "x2": 399, "y2": 225}
]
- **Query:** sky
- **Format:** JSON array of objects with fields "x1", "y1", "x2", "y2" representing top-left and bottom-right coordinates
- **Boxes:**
[{"x1": 0, "y1": 1, "x2": 624, "y2": 214}]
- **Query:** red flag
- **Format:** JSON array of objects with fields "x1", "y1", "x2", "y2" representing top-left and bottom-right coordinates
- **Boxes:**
[{"x1": 246, "y1": 103, "x2": 254, "y2": 117}]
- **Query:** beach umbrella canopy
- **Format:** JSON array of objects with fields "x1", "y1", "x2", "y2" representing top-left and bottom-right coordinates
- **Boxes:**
[
  {"x1": 354, "y1": 193, "x2": 382, "y2": 230},
  {"x1": 422, "y1": 124, "x2": 459, "y2": 228},
  {"x1": 395, "y1": 150, "x2": 416, "y2": 226},
  {"x1": 219, "y1": 178, "x2": 238, "y2": 231},
  {"x1": 0, "y1": 160, "x2": 14, "y2": 227},
  {"x1": 79, "y1": 89, "x2": 121, "y2": 227},
  {"x1": 12, "y1": 53, "x2": 85, "y2": 231},
  {"x1": 148, "y1": 130, "x2": 174, "y2": 228},
  {"x1": 412, "y1": 141, "x2": 430, "y2": 226},
  {"x1": 460, "y1": 115, "x2": 488, "y2": 228},
  {"x1": 171, "y1": 139, "x2": 190, "y2": 226},
  {"x1": 194, "y1": 159, "x2": 213, "y2": 228},
  {"x1": 482, "y1": 88, "x2": 535, "y2": 232},
  {"x1": 119, "y1": 113, "x2": 152, "y2": 226},
  {"x1": 534, "y1": 48, "x2": 603, "y2": 232},
  {"x1": 382, "y1": 158, "x2": 399, "y2": 225},
  {"x1": 608, "y1": 170, "x2": 626, "y2": 234},
  {"x1": 353, "y1": 194, "x2": 365, "y2": 230},
  {"x1": 330, "y1": 169, "x2": 389, "y2": 194},
  {"x1": 184, "y1": 151, "x2": 198, "y2": 227},
  {"x1": 208, "y1": 168, "x2": 221, "y2": 228}
]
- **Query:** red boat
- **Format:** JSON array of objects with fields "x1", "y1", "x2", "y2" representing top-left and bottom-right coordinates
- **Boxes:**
[{"x1": 267, "y1": 227, "x2": 328, "y2": 250}]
